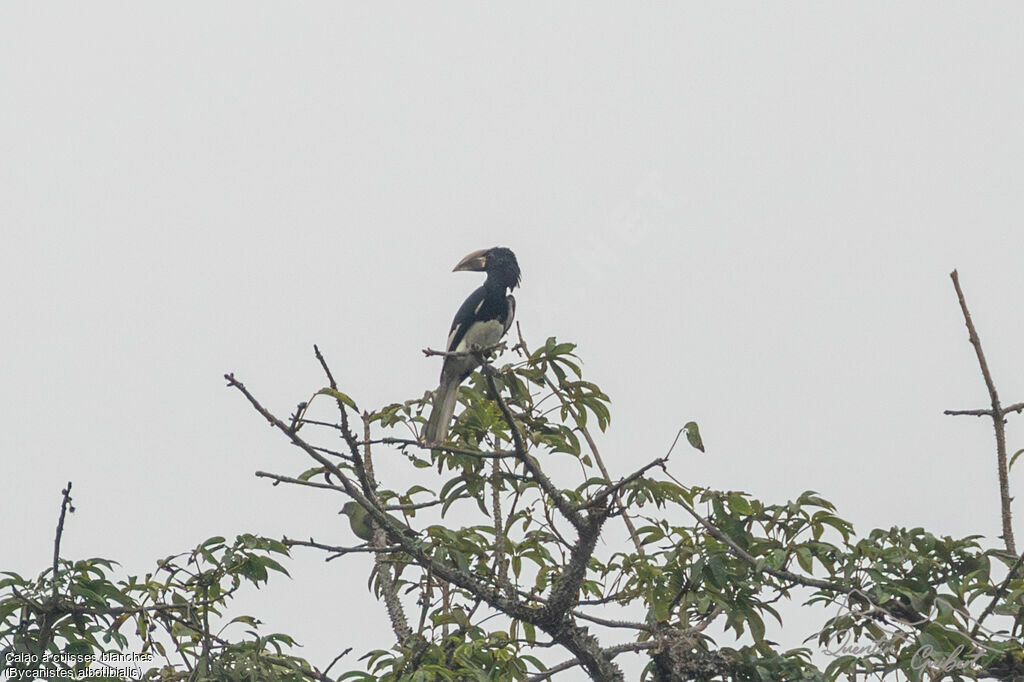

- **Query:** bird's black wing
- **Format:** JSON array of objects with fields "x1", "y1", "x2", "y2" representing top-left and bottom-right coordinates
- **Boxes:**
[
  {"x1": 426, "y1": 281, "x2": 515, "y2": 444},
  {"x1": 445, "y1": 285, "x2": 487, "y2": 353}
]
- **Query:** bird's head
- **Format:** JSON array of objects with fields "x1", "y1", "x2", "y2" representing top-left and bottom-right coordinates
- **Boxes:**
[
  {"x1": 453, "y1": 247, "x2": 521, "y2": 290},
  {"x1": 341, "y1": 501, "x2": 374, "y2": 542}
]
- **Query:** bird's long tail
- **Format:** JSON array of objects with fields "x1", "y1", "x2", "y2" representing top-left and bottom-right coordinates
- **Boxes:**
[{"x1": 424, "y1": 376, "x2": 460, "y2": 444}]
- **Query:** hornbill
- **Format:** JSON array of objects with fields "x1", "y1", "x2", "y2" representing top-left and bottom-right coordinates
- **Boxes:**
[{"x1": 423, "y1": 247, "x2": 520, "y2": 444}]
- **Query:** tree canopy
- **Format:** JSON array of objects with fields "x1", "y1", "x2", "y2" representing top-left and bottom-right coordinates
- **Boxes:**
[{"x1": 2, "y1": 272, "x2": 1023, "y2": 682}]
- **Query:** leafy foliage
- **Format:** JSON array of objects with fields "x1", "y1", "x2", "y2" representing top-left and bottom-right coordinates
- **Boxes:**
[
  {"x1": 287, "y1": 336, "x2": 1024, "y2": 680},
  {"x1": 2, "y1": 335, "x2": 1023, "y2": 681},
  {"x1": 0, "y1": 534, "x2": 314, "y2": 681}
]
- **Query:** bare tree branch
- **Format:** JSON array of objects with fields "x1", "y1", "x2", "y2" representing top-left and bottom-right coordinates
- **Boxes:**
[
  {"x1": 949, "y1": 269, "x2": 1017, "y2": 553},
  {"x1": 256, "y1": 470, "x2": 344, "y2": 493},
  {"x1": 583, "y1": 457, "x2": 668, "y2": 510},
  {"x1": 525, "y1": 640, "x2": 658, "y2": 682},
  {"x1": 422, "y1": 343, "x2": 506, "y2": 359},
  {"x1": 51, "y1": 482, "x2": 73, "y2": 599},
  {"x1": 367, "y1": 436, "x2": 518, "y2": 460},
  {"x1": 491, "y1": 455, "x2": 508, "y2": 588},
  {"x1": 361, "y1": 413, "x2": 413, "y2": 642},
  {"x1": 284, "y1": 536, "x2": 402, "y2": 558},
  {"x1": 944, "y1": 401, "x2": 1024, "y2": 417}
]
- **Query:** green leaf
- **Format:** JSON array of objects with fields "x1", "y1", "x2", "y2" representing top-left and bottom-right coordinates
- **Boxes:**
[
  {"x1": 0, "y1": 599, "x2": 24, "y2": 622},
  {"x1": 298, "y1": 466, "x2": 327, "y2": 481},
  {"x1": 795, "y1": 547, "x2": 813, "y2": 573},
  {"x1": 706, "y1": 556, "x2": 727, "y2": 587},
  {"x1": 747, "y1": 611, "x2": 766, "y2": 644},
  {"x1": 1010, "y1": 448, "x2": 1024, "y2": 471},
  {"x1": 260, "y1": 556, "x2": 291, "y2": 577},
  {"x1": 683, "y1": 421, "x2": 704, "y2": 452},
  {"x1": 317, "y1": 387, "x2": 358, "y2": 411}
]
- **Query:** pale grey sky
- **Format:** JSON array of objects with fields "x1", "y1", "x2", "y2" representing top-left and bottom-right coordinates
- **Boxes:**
[{"x1": 2, "y1": 3, "x2": 1023, "y2": 679}]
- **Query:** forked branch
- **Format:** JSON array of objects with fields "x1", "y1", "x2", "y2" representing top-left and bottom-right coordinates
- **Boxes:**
[{"x1": 947, "y1": 270, "x2": 1018, "y2": 554}]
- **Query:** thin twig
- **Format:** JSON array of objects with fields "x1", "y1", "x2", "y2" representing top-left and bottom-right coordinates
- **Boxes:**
[
  {"x1": 516, "y1": 325, "x2": 647, "y2": 555},
  {"x1": 310, "y1": 445, "x2": 355, "y2": 460},
  {"x1": 972, "y1": 549, "x2": 1024, "y2": 636},
  {"x1": 367, "y1": 437, "x2": 517, "y2": 459},
  {"x1": 944, "y1": 402, "x2": 1024, "y2": 417},
  {"x1": 571, "y1": 609, "x2": 651, "y2": 632},
  {"x1": 663, "y1": 427, "x2": 686, "y2": 458},
  {"x1": 297, "y1": 418, "x2": 345, "y2": 431},
  {"x1": 692, "y1": 605, "x2": 724, "y2": 633},
  {"x1": 483, "y1": 370, "x2": 585, "y2": 530},
  {"x1": 314, "y1": 344, "x2": 338, "y2": 390},
  {"x1": 949, "y1": 270, "x2": 1016, "y2": 553},
  {"x1": 284, "y1": 536, "x2": 402, "y2": 556},
  {"x1": 524, "y1": 641, "x2": 658, "y2": 682},
  {"x1": 384, "y1": 499, "x2": 443, "y2": 512},
  {"x1": 321, "y1": 649, "x2": 352, "y2": 677},
  {"x1": 256, "y1": 471, "x2": 344, "y2": 493},
  {"x1": 417, "y1": 567, "x2": 433, "y2": 638},
  {"x1": 583, "y1": 457, "x2": 668, "y2": 510},
  {"x1": 422, "y1": 343, "x2": 505, "y2": 359},
  {"x1": 51, "y1": 482, "x2": 73, "y2": 599}
]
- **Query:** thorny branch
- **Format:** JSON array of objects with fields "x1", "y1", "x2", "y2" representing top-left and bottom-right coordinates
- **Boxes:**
[
  {"x1": 226, "y1": 372, "x2": 547, "y2": 626},
  {"x1": 517, "y1": 325, "x2": 648, "y2": 556},
  {"x1": 51, "y1": 482, "x2": 73, "y2": 599},
  {"x1": 369, "y1": 436, "x2": 518, "y2": 459},
  {"x1": 422, "y1": 343, "x2": 507, "y2": 360},
  {"x1": 944, "y1": 402, "x2": 1024, "y2": 418},
  {"x1": 284, "y1": 537, "x2": 402, "y2": 559},
  {"x1": 233, "y1": 309, "x2": 1024, "y2": 682},
  {"x1": 233, "y1": 345, "x2": 682, "y2": 681},
  {"x1": 483, "y1": 370, "x2": 586, "y2": 530},
  {"x1": 947, "y1": 270, "x2": 1019, "y2": 554},
  {"x1": 491, "y1": 455, "x2": 509, "y2": 589}
]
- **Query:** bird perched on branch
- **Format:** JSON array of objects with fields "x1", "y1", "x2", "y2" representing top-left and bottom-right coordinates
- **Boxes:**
[
  {"x1": 341, "y1": 501, "x2": 374, "y2": 542},
  {"x1": 423, "y1": 247, "x2": 520, "y2": 444}
]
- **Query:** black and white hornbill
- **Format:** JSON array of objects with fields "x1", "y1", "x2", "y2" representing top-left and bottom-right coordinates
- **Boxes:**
[{"x1": 423, "y1": 247, "x2": 520, "y2": 444}]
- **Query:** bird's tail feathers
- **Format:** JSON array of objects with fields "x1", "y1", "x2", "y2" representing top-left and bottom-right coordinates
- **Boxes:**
[{"x1": 424, "y1": 378, "x2": 460, "y2": 445}]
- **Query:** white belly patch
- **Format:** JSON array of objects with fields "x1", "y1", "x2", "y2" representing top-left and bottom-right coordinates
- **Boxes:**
[{"x1": 455, "y1": 319, "x2": 506, "y2": 353}]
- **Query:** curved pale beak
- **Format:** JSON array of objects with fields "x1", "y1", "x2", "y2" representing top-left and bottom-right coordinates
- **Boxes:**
[{"x1": 453, "y1": 249, "x2": 489, "y2": 272}]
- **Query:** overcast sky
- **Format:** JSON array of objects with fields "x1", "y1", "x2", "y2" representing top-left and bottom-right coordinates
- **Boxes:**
[{"x1": 2, "y1": 3, "x2": 1023, "y2": 679}]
